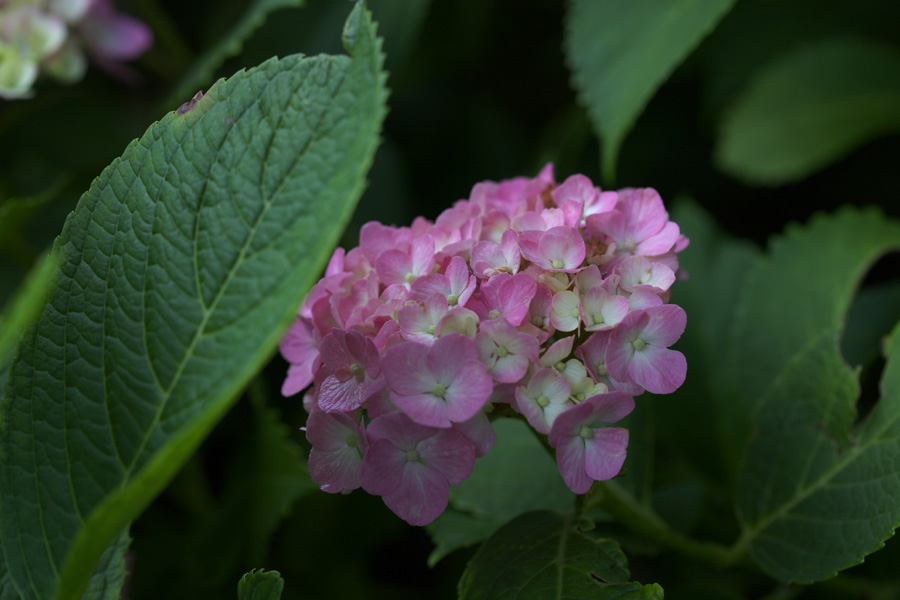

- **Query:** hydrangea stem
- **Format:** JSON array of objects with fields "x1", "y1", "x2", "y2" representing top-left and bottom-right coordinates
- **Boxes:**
[{"x1": 588, "y1": 479, "x2": 746, "y2": 569}]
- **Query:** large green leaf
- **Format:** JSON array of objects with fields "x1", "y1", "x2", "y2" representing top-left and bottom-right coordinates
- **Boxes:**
[
  {"x1": 0, "y1": 3, "x2": 388, "y2": 599},
  {"x1": 715, "y1": 37, "x2": 900, "y2": 185},
  {"x1": 427, "y1": 418, "x2": 572, "y2": 566},
  {"x1": 564, "y1": 0, "x2": 735, "y2": 183},
  {"x1": 458, "y1": 511, "x2": 663, "y2": 600},
  {"x1": 728, "y1": 209, "x2": 900, "y2": 581}
]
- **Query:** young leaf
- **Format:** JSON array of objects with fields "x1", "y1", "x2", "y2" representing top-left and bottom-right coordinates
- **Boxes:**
[
  {"x1": 237, "y1": 569, "x2": 284, "y2": 600},
  {"x1": 427, "y1": 418, "x2": 572, "y2": 565},
  {"x1": 716, "y1": 37, "x2": 900, "y2": 185},
  {"x1": 564, "y1": 0, "x2": 735, "y2": 183},
  {"x1": 458, "y1": 510, "x2": 663, "y2": 600},
  {"x1": 0, "y1": 3, "x2": 388, "y2": 600},
  {"x1": 728, "y1": 209, "x2": 900, "y2": 581}
]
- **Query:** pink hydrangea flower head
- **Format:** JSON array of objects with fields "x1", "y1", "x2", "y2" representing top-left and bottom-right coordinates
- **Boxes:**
[
  {"x1": 361, "y1": 412, "x2": 476, "y2": 526},
  {"x1": 548, "y1": 391, "x2": 634, "y2": 494},
  {"x1": 381, "y1": 333, "x2": 493, "y2": 428},
  {"x1": 280, "y1": 165, "x2": 689, "y2": 525}
]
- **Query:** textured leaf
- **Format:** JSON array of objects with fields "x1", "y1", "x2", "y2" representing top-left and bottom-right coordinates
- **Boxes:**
[
  {"x1": 458, "y1": 511, "x2": 663, "y2": 600},
  {"x1": 0, "y1": 3, "x2": 387, "y2": 599},
  {"x1": 729, "y1": 209, "x2": 900, "y2": 581},
  {"x1": 564, "y1": 0, "x2": 735, "y2": 182},
  {"x1": 164, "y1": 0, "x2": 305, "y2": 109},
  {"x1": 716, "y1": 37, "x2": 900, "y2": 185},
  {"x1": 237, "y1": 569, "x2": 284, "y2": 600},
  {"x1": 427, "y1": 418, "x2": 572, "y2": 566}
]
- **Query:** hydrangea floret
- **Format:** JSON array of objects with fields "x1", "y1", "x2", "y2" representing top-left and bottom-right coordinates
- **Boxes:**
[
  {"x1": 282, "y1": 165, "x2": 689, "y2": 525},
  {"x1": 0, "y1": 0, "x2": 152, "y2": 99}
]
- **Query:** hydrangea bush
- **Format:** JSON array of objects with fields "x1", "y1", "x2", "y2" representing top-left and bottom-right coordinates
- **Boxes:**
[{"x1": 281, "y1": 165, "x2": 689, "y2": 524}]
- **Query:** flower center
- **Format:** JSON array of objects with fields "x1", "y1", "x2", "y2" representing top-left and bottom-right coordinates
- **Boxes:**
[
  {"x1": 531, "y1": 316, "x2": 544, "y2": 327},
  {"x1": 447, "y1": 293, "x2": 459, "y2": 306},
  {"x1": 496, "y1": 346, "x2": 508, "y2": 358},
  {"x1": 488, "y1": 309, "x2": 502, "y2": 320},
  {"x1": 348, "y1": 363, "x2": 364, "y2": 381},
  {"x1": 551, "y1": 259, "x2": 564, "y2": 269},
  {"x1": 597, "y1": 363, "x2": 608, "y2": 377},
  {"x1": 578, "y1": 425, "x2": 593, "y2": 439},
  {"x1": 405, "y1": 449, "x2": 420, "y2": 463},
  {"x1": 632, "y1": 338, "x2": 646, "y2": 351},
  {"x1": 405, "y1": 272, "x2": 416, "y2": 284},
  {"x1": 592, "y1": 313, "x2": 604, "y2": 325},
  {"x1": 554, "y1": 361, "x2": 565, "y2": 371},
  {"x1": 345, "y1": 433, "x2": 359, "y2": 447},
  {"x1": 536, "y1": 395, "x2": 549, "y2": 407},
  {"x1": 570, "y1": 307, "x2": 580, "y2": 318},
  {"x1": 432, "y1": 383, "x2": 447, "y2": 398},
  {"x1": 576, "y1": 393, "x2": 585, "y2": 402},
  {"x1": 427, "y1": 324, "x2": 437, "y2": 335}
]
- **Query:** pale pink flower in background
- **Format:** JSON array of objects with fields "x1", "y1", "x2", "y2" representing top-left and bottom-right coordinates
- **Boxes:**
[{"x1": 549, "y1": 391, "x2": 634, "y2": 494}]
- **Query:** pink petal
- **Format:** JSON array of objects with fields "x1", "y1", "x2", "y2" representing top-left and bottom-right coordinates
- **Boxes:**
[
  {"x1": 391, "y1": 392, "x2": 450, "y2": 428},
  {"x1": 382, "y1": 462, "x2": 450, "y2": 526},
  {"x1": 383, "y1": 341, "x2": 435, "y2": 395},
  {"x1": 628, "y1": 345, "x2": 687, "y2": 394},
  {"x1": 640, "y1": 304, "x2": 687, "y2": 347},
  {"x1": 360, "y1": 438, "x2": 407, "y2": 496},
  {"x1": 452, "y1": 411, "x2": 496, "y2": 458},
  {"x1": 584, "y1": 427, "x2": 629, "y2": 481},
  {"x1": 497, "y1": 273, "x2": 537, "y2": 326},
  {"x1": 539, "y1": 226, "x2": 586, "y2": 271},
  {"x1": 417, "y1": 429, "x2": 476, "y2": 484},
  {"x1": 556, "y1": 435, "x2": 592, "y2": 494}
]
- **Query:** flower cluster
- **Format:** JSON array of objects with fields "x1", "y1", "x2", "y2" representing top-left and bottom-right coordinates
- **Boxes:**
[
  {"x1": 281, "y1": 165, "x2": 688, "y2": 525},
  {"x1": 0, "y1": 0, "x2": 152, "y2": 100}
]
